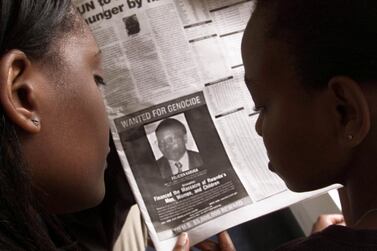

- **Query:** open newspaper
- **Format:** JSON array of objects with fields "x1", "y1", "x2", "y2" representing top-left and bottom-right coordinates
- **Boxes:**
[{"x1": 73, "y1": 0, "x2": 340, "y2": 250}]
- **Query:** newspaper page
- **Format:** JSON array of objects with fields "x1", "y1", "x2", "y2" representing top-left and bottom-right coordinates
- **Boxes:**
[{"x1": 72, "y1": 0, "x2": 340, "y2": 250}]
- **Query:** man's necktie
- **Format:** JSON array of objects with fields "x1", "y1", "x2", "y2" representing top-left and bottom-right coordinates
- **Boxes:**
[{"x1": 175, "y1": 161, "x2": 183, "y2": 173}]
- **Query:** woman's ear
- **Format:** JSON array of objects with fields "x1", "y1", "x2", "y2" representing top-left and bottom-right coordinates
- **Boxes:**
[
  {"x1": 0, "y1": 50, "x2": 41, "y2": 134},
  {"x1": 328, "y1": 76, "x2": 370, "y2": 146}
]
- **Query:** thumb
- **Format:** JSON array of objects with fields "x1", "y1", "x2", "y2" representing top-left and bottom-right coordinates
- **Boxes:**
[
  {"x1": 173, "y1": 232, "x2": 190, "y2": 251},
  {"x1": 218, "y1": 231, "x2": 236, "y2": 251},
  {"x1": 330, "y1": 214, "x2": 345, "y2": 225}
]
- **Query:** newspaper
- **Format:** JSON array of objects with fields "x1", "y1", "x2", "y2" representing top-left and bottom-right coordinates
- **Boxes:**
[{"x1": 73, "y1": 0, "x2": 340, "y2": 250}]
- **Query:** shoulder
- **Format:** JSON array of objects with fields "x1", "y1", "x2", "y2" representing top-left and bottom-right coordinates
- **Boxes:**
[
  {"x1": 187, "y1": 150, "x2": 201, "y2": 158},
  {"x1": 275, "y1": 225, "x2": 377, "y2": 251},
  {"x1": 187, "y1": 150, "x2": 203, "y2": 168},
  {"x1": 187, "y1": 150, "x2": 202, "y2": 163},
  {"x1": 157, "y1": 156, "x2": 168, "y2": 165},
  {"x1": 156, "y1": 157, "x2": 170, "y2": 176}
]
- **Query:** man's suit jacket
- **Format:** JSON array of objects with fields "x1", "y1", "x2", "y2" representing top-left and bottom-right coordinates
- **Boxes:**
[{"x1": 157, "y1": 150, "x2": 203, "y2": 179}]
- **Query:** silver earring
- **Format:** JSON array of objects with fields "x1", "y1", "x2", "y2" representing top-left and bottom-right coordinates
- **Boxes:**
[
  {"x1": 31, "y1": 118, "x2": 39, "y2": 127},
  {"x1": 347, "y1": 135, "x2": 353, "y2": 140}
]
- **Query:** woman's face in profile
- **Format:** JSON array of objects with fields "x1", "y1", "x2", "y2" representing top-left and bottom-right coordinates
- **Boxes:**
[
  {"x1": 25, "y1": 22, "x2": 110, "y2": 213},
  {"x1": 241, "y1": 13, "x2": 345, "y2": 192}
]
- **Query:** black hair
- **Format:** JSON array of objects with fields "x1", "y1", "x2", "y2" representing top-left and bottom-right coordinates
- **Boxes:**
[
  {"x1": 0, "y1": 1, "x2": 79, "y2": 59},
  {"x1": 155, "y1": 118, "x2": 187, "y2": 135},
  {"x1": 254, "y1": 0, "x2": 377, "y2": 88},
  {"x1": 0, "y1": 1, "x2": 80, "y2": 250}
]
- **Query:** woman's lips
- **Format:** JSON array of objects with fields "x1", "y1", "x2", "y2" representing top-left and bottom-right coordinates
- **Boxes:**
[{"x1": 268, "y1": 162, "x2": 275, "y2": 172}]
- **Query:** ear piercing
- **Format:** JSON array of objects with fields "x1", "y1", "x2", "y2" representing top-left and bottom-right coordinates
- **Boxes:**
[
  {"x1": 31, "y1": 118, "x2": 39, "y2": 127},
  {"x1": 347, "y1": 135, "x2": 353, "y2": 140}
]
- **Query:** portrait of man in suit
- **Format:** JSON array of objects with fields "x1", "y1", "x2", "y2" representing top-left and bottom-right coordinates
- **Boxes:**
[{"x1": 155, "y1": 118, "x2": 203, "y2": 179}]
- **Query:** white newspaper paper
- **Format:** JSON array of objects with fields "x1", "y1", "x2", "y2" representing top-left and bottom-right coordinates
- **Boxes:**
[{"x1": 73, "y1": 0, "x2": 340, "y2": 250}]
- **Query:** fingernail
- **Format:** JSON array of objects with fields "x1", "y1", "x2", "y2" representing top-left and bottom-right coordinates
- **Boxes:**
[{"x1": 177, "y1": 232, "x2": 188, "y2": 246}]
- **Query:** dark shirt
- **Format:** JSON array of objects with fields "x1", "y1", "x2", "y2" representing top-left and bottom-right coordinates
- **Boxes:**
[{"x1": 276, "y1": 225, "x2": 377, "y2": 251}]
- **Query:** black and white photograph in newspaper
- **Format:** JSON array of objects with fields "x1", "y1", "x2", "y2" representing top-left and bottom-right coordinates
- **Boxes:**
[
  {"x1": 116, "y1": 92, "x2": 252, "y2": 240},
  {"x1": 123, "y1": 14, "x2": 141, "y2": 35},
  {"x1": 147, "y1": 115, "x2": 204, "y2": 179}
]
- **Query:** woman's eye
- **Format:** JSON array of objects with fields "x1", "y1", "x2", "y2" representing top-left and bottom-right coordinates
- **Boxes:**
[{"x1": 94, "y1": 75, "x2": 107, "y2": 86}]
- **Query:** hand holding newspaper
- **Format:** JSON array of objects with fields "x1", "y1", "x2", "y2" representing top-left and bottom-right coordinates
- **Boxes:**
[{"x1": 73, "y1": 0, "x2": 339, "y2": 250}]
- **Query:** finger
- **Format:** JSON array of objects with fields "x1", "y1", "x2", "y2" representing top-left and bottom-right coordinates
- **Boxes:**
[
  {"x1": 195, "y1": 239, "x2": 218, "y2": 251},
  {"x1": 173, "y1": 232, "x2": 190, "y2": 251},
  {"x1": 318, "y1": 214, "x2": 344, "y2": 224},
  {"x1": 312, "y1": 214, "x2": 345, "y2": 233},
  {"x1": 218, "y1": 231, "x2": 236, "y2": 251},
  {"x1": 329, "y1": 214, "x2": 345, "y2": 224}
]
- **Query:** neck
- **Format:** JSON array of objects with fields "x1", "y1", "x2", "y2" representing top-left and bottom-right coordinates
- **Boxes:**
[
  {"x1": 343, "y1": 148, "x2": 377, "y2": 229},
  {"x1": 343, "y1": 88, "x2": 377, "y2": 229}
]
